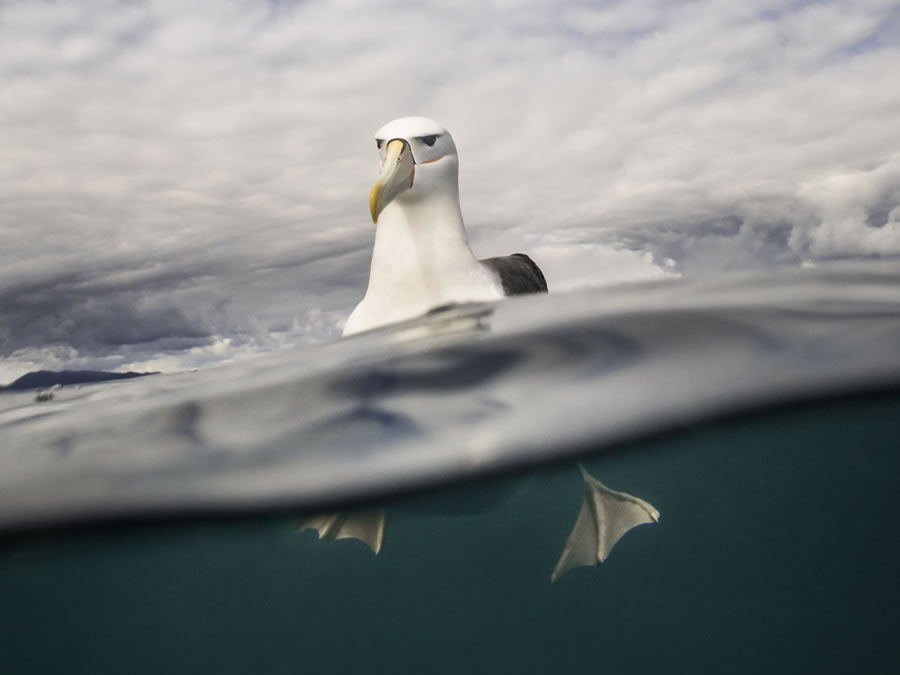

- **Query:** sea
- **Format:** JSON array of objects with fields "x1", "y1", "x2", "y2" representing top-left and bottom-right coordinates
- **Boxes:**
[{"x1": 1, "y1": 261, "x2": 899, "y2": 674}]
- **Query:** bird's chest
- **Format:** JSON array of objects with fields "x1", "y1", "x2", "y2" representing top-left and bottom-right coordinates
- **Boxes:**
[{"x1": 367, "y1": 228, "x2": 503, "y2": 311}]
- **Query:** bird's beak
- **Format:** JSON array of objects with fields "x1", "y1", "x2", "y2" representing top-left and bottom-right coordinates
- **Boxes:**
[{"x1": 370, "y1": 139, "x2": 415, "y2": 224}]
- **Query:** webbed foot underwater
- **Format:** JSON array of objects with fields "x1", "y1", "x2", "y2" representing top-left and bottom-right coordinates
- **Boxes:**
[{"x1": 300, "y1": 464, "x2": 659, "y2": 582}]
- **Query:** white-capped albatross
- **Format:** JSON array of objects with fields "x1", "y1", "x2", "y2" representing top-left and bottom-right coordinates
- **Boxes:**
[
  {"x1": 303, "y1": 117, "x2": 658, "y2": 580},
  {"x1": 342, "y1": 117, "x2": 547, "y2": 337}
]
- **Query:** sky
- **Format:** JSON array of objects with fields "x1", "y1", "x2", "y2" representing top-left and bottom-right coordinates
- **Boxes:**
[{"x1": 1, "y1": 0, "x2": 899, "y2": 383}]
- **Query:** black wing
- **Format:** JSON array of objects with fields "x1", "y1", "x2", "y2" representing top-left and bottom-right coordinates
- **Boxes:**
[{"x1": 480, "y1": 253, "x2": 548, "y2": 296}]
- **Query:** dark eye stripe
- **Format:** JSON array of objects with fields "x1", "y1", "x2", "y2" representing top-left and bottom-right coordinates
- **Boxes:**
[
  {"x1": 418, "y1": 135, "x2": 438, "y2": 147},
  {"x1": 375, "y1": 139, "x2": 383, "y2": 149}
]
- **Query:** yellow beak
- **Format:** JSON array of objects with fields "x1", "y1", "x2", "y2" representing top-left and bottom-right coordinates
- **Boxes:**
[{"x1": 369, "y1": 139, "x2": 415, "y2": 224}]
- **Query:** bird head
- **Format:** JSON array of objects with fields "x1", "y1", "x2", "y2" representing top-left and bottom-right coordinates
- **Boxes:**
[{"x1": 369, "y1": 117, "x2": 459, "y2": 224}]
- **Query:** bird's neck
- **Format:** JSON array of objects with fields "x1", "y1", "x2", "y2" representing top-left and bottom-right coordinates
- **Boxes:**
[{"x1": 364, "y1": 189, "x2": 487, "y2": 308}]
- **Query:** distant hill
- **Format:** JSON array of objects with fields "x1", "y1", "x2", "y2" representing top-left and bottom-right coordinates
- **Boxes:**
[{"x1": 0, "y1": 370, "x2": 159, "y2": 391}]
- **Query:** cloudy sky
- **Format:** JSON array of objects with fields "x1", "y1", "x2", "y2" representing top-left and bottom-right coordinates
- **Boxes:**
[{"x1": 1, "y1": 0, "x2": 899, "y2": 383}]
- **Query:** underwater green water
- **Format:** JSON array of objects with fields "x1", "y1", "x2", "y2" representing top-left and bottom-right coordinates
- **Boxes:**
[{"x1": 1, "y1": 395, "x2": 898, "y2": 674}]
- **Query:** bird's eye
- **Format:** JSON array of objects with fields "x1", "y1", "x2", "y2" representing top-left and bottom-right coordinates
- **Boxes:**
[
  {"x1": 375, "y1": 139, "x2": 383, "y2": 149},
  {"x1": 419, "y1": 135, "x2": 437, "y2": 147}
]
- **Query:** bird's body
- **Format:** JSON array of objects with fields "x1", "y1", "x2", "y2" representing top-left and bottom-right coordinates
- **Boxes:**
[
  {"x1": 343, "y1": 117, "x2": 547, "y2": 336},
  {"x1": 342, "y1": 189, "x2": 505, "y2": 334}
]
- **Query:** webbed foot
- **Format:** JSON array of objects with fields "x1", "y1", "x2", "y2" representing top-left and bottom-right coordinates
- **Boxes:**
[
  {"x1": 299, "y1": 508, "x2": 387, "y2": 554},
  {"x1": 551, "y1": 464, "x2": 659, "y2": 582}
]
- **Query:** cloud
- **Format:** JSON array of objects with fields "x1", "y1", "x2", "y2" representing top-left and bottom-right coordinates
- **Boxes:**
[
  {"x1": 1, "y1": 0, "x2": 899, "y2": 382},
  {"x1": 795, "y1": 158, "x2": 900, "y2": 256}
]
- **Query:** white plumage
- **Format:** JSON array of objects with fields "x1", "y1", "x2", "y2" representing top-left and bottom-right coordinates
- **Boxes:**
[{"x1": 344, "y1": 117, "x2": 545, "y2": 336}]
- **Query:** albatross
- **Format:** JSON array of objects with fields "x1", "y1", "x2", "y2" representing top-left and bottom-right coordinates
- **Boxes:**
[
  {"x1": 342, "y1": 117, "x2": 547, "y2": 336},
  {"x1": 303, "y1": 117, "x2": 658, "y2": 581}
]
